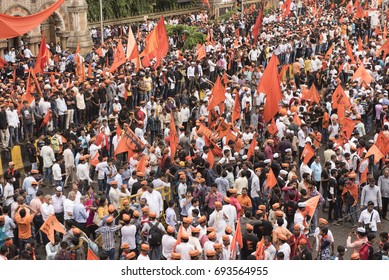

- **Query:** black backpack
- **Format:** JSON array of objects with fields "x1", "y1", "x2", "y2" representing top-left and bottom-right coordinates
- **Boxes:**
[{"x1": 148, "y1": 222, "x2": 163, "y2": 247}]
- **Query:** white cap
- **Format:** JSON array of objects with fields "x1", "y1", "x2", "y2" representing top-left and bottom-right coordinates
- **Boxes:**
[
  {"x1": 56, "y1": 186, "x2": 63, "y2": 192},
  {"x1": 254, "y1": 147, "x2": 260, "y2": 151},
  {"x1": 285, "y1": 148, "x2": 292, "y2": 153},
  {"x1": 264, "y1": 159, "x2": 271, "y2": 164},
  {"x1": 298, "y1": 202, "x2": 307, "y2": 208},
  {"x1": 234, "y1": 152, "x2": 239, "y2": 157},
  {"x1": 242, "y1": 155, "x2": 248, "y2": 160},
  {"x1": 230, "y1": 157, "x2": 236, "y2": 161},
  {"x1": 273, "y1": 153, "x2": 279, "y2": 159},
  {"x1": 280, "y1": 170, "x2": 288, "y2": 175},
  {"x1": 357, "y1": 227, "x2": 366, "y2": 233}
]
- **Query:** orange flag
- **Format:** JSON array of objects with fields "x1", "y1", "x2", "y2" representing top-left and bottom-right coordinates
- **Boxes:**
[
  {"x1": 268, "y1": 118, "x2": 278, "y2": 135},
  {"x1": 265, "y1": 169, "x2": 277, "y2": 189},
  {"x1": 332, "y1": 85, "x2": 351, "y2": 109},
  {"x1": 310, "y1": 84, "x2": 320, "y2": 104},
  {"x1": 365, "y1": 145, "x2": 384, "y2": 164},
  {"x1": 375, "y1": 26, "x2": 381, "y2": 36},
  {"x1": 140, "y1": 16, "x2": 169, "y2": 62},
  {"x1": 254, "y1": 237, "x2": 265, "y2": 260},
  {"x1": 87, "y1": 248, "x2": 99, "y2": 260},
  {"x1": 324, "y1": 44, "x2": 334, "y2": 59},
  {"x1": 247, "y1": 133, "x2": 257, "y2": 160},
  {"x1": 208, "y1": 151, "x2": 215, "y2": 169},
  {"x1": 127, "y1": 26, "x2": 141, "y2": 71},
  {"x1": 31, "y1": 68, "x2": 42, "y2": 96},
  {"x1": 375, "y1": 131, "x2": 389, "y2": 155},
  {"x1": 352, "y1": 63, "x2": 374, "y2": 84},
  {"x1": 87, "y1": 63, "x2": 93, "y2": 78},
  {"x1": 40, "y1": 214, "x2": 65, "y2": 244},
  {"x1": 169, "y1": 112, "x2": 178, "y2": 161},
  {"x1": 359, "y1": 159, "x2": 369, "y2": 185},
  {"x1": 293, "y1": 113, "x2": 302, "y2": 126},
  {"x1": 207, "y1": 76, "x2": 225, "y2": 111},
  {"x1": 344, "y1": 37, "x2": 356, "y2": 63},
  {"x1": 136, "y1": 154, "x2": 147, "y2": 174},
  {"x1": 231, "y1": 91, "x2": 241, "y2": 124},
  {"x1": 230, "y1": 218, "x2": 243, "y2": 259},
  {"x1": 358, "y1": 37, "x2": 363, "y2": 51},
  {"x1": 301, "y1": 86, "x2": 311, "y2": 101},
  {"x1": 337, "y1": 103, "x2": 345, "y2": 125},
  {"x1": 222, "y1": 72, "x2": 229, "y2": 85},
  {"x1": 341, "y1": 118, "x2": 355, "y2": 140},
  {"x1": 114, "y1": 125, "x2": 145, "y2": 159},
  {"x1": 283, "y1": 0, "x2": 292, "y2": 18},
  {"x1": 257, "y1": 55, "x2": 282, "y2": 123},
  {"x1": 304, "y1": 195, "x2": 320, "y2": 217},
  {"x1": 40, "y1": 109, "x2": 52, "y2": 128},
  {"x1": 90, "y1": 151, "x2": 100, "y2": 167},
  {"x1": 22, "y1": 70, "x2": 35, "y2": 104},
  {"x1": 175, "y1": 225, "x2": 183, "y2": 245},
  {"x1": 252, "y1": 7, "x2": 264, "y2": 44},
  {"x1": 300, "y1": 143, "x2": 315, "y2": 164},
  {"x1": 109, "y1": 40, "x2": 126, "y2": 73},
  {"x1": 196, "y1": 44, "x2": 206, "y2": 61},
  {"x1": 278, "y1": 64, "x2": 289, "y2": 81},
  {"x1": 376, "y1": 39, "x2": 389, "y2": 58},
  {"x1": 34, "y1": 34, "x2": 51, "y2": 74}
]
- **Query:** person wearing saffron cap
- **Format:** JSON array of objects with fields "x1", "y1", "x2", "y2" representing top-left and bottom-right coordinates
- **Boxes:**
[
  {"x1": 222, "y1": 196, "x2": 237, "y2": 233},
  {"x1": 208, "y1": 200, "x2": 229, "y2": 241},
  {"x1": 120, "y1": 214, "x2": 137, "y2": 258},
  {"x1": 189, "y1": 249, "x2": 200, "y2": 260},
  {"x1": 277, "y1": 233, "x2": 291, "y2": 260},
  {"x1": 312, "y1": 218, "x2": 334, "y2": 256},
  {"x1": 95, "y1": 215, "x2": 123, "y2": 260},
  {"x1": 175, "y1": 232, "x2": 195, "y2": 260},
  {"x1": 241, "y1": 223, "x2": 259, "y2": 260},
  {"x1": 162, "y1": 225, "x2": 176, "y2": 260},
  {"x1": 296, "y1": 238, "x2": 313, "y2": 260},
  {"x1": 205, "y1": 183, "x2": 223, "y2": 216},
  {"x1": 288, "y1": 223, "x2": 310, "y2": 258},
  {"x1": 141, "y1": 211, "x2": 166, "y2": 260}
]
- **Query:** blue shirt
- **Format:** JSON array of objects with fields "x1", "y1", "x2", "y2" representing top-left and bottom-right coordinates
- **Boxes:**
[
  {"x1": 310, "y1": 162, "x2": 322, "y2": 182},
  {"x1": 72, "y1": 202, "x2": 88, "y2": 223}
]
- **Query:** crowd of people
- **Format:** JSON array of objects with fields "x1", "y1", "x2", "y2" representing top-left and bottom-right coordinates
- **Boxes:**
[{"x1": 0, "y1": 0, "x2": 389, "y2": 261}]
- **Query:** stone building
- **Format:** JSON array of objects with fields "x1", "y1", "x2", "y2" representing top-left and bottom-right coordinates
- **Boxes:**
[{"x1": 0, "y1": 0, "x2": 92, "y2": 56}]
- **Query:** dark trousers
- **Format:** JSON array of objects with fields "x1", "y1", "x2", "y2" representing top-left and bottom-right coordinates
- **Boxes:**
[
  {"x1": 382, "y1": 197, "x2": 389, "y2": 219},
  {"x1": 33, "y1": 215, "x2": 44, "y2": 244}
]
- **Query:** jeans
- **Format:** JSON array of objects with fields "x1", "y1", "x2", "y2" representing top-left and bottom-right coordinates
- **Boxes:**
[
  {"x1": 382, "y1": 197, "x2": 389, "y2": 219},
  {"x1": 43, "y1": 167, "x2": 53, "y2": 185},
  {"x1": 105, "y1": 248, "x2": 116, "y2": 260},
  {"x1": 98, "y1": 179, "x2": 106, "y2": 193},
  {"x1": 252, "y1": 197, "x2": 261, "y2": 216},
  {"x1": 149, "y1": 245, "x2": 162, "y2": 260},
  {"x1": 9, "y1": 126, "x2": 19, "y2": 146},
  {"x1": 345, "y1": 204, "x2": 358, "y2": 224}
]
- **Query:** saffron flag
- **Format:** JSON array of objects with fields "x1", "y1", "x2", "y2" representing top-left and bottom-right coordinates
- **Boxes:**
[
  {"x1": 40, "y1": 109, "x2": 52, "y2": 128},
  {"x1": 352, "y1": 63, "x2": 374, "y2": 84},
  {"x1": 376, "y1": 39, "x2": 389, "y2": 59},
  {"x1": 300, "y1": 143, "x2": 315, "y2": 164},
  {"x1": 0, "y1": 0, "x2": 65, "y2": 39},
  {"x1": 365, "y1": 144, "x2": 384, "y2": 164},
  {"x1": 196, "y1": 44, "x2": 206, "y2": 61},
  {"x1": 375, "y1": 131, "x2": 389, "y2": 155},
  {"x1": 293, "y1": 113, "x2": 302, "y2": 126},
  {"x1": 268, "y1": 118, "x2": 278, "y2": 135},
  {"x1": 22, "y1": 70, "x2": 35, "y2": 104},
  {"x1": 247, "y1": 133, "x2": 257, "y2": 160},
  {"x1": 265, "y1": 169, "x2": 277, "y2": 189},
  {"x1": 40, "y1": 214, "x2": 65, "y2": 244},
  {"x1": 208, "y1": 151, "x2": 215, "y2": 169},
  {"x1": 140, "y1": 16, "x2": 169, "y2": 63},
  {"x1": 109, "y1": 40, "x2": 126, "y2": 73},
  {"x1": 305, "y1": 195, "x2": 320, "y2": 217},
  {"x1": 136, "y1": 154, "x2": 147, "y2": 174},
  {"x1": 341, "y1": 118, "x2": 355, "y2": 140},
  {"x1": 230, "y1": 218, "x2": 243, "y2": 259},
  {"x1": 207, "y1": 76, "x2": 226, "y2": 111},
  {"x1": 114, "y1": 124, "x2": 145, "y2": 158},
  {"x1": 252, "y1": 7, "x2": 264, "y2": 44},
  {"x1": 34, "y1": 34, "x2": 51, "y2": 73},
  {"x1": 324, "y1": 44, "x2": 334, "y2": 59},
  {"x1": 332, "y1": 85, "x2": 351, "y2": 109},
  {"x1": 278, "y1": 64, "x2": 289, "y2": 81},
  {"x1": 344, "y1": 38, "x2": 356, "y2": 63},
  {"x1": 0, "y1": 57, "x2": 8, "y2": 68},
  {"x1": 254, "y1": 237, "x2": 265, "y2": 260},
  {"x1": 283, "y1": 0, "x2": 292, "y2": 18},
  {"x1": 203, "y1": 0, "x2": 211, "y2": 9},
  {"x1": 359, "y1": 159, "x2": 369, "y2": 185},
  {"x1": 358, "y1": 36, "x2": 363, "y2": 51},
  {"x1": 301, "y1": 86, "x2": 311, "y2": 101},
  {"x1": 310, "y1": 84, "x2": 320, "y2": 104},
  {"x1": 126, "y1": 26, "x2": 141, "y2": 71},
  {"x1": 231, "y1": 90, "x2": 241, "y2": 124},
  {"x1": 87, "y1": 248, "x2": 99, "y2": 260},
  {"x1": 169, "y1": 112, "x2": 179, "y2": 161},
  {"x1": 257, "y1": 55, "x2": 282, "y2": 123}
]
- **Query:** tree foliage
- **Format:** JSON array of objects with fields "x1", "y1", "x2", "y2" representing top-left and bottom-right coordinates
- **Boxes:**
[{"x1": 165, "y1": 24, "x2": 206, "y2": 50}]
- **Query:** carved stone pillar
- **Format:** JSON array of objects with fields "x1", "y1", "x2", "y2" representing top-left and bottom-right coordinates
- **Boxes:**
[
  {"x1": 28, "y1": 35, "x2": 42, "y2": 56},
  {"x1": 57, "y1": 31, "x2": 70, "y2": 51},
  {"x1": 66, "y1": 1, "x2": 93, "y2": 55},
  {"x1": 0, "y1": 40, "x2": 8, "y2": 57}
]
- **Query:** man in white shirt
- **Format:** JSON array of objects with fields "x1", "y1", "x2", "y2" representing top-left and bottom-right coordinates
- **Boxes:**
[
  {"x1": 63, "y1": 191, "x2": 76, "y2": 221},
  {"x1": 52, "y1": 156, "x2": 64, "y2": 187},
  {"x1": 76, "y1": 156, "x2": 93, "y2": 193},
  {"x1": 52, "y1": 186, "x2": 65, "y2": 223},
  {"x1": 63, "y1": 143, "x2": 75, "y2": 187},
  {"x1": 6, "y1": 103, "x2": 20, "y2": 147},
  {"x1": 3, "y1": 175, "x2": 15, "y2": 207},
  {"x1": 141, "y1": 184, "x2": 163, "y2": 218},
  {"x1": 108, "y1": 181, "x2": 121, "y2": 210},
  {"x1": 41, "y1": 195, "x2": 55, "y2": 221},
  {"x1": 121, "y1": 214, "x2": 137, "y2": 251},
  {"x1": 358, "y1": 201, "x2": 382, "y2": 233},
  {"x1": 23, "y1": 46, "x2": 34, "y2": 59},
  {"x1": 175, "y1": 233, "x2": 194, "y2": 260},
  {"x1": 222, "y1": 197, "x2": 237, "y2": 233},
  {"x1": 40, "y1": 139, "x2": 56, "y2": 186},
  {"x1": 162, "y1": 226, "x2": 177, "y2": 259},
  {"x1": 96, "y1": 157, "x2": 109, "y2": 193}
]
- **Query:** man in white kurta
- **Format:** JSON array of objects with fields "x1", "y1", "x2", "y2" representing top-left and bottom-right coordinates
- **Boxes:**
[
  {"x1": 141, "y1": 184, "x2": 163, "y2": 218},
  {"x1": 208, "y1": 202, "x2": 229, "y2": 241}
]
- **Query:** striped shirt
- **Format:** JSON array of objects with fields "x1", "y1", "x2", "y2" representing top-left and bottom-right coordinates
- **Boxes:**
[{"x1": 95, "y1": 225, "x2": 121, "y2": 251}]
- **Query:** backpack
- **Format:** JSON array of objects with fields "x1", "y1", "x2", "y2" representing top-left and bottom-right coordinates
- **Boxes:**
[
  {"x1": 147, "y1": 221, "x2": 163, "y2": 247},
  {"x1": 372, "y1": 251, "x2": 384, "y2": 260},
  {"x1": 359, "y1": 242, "x2": 372, "y2": 260},
  {"x1": 51, "y1": 135, "x2": 61, "y2": 153}
]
